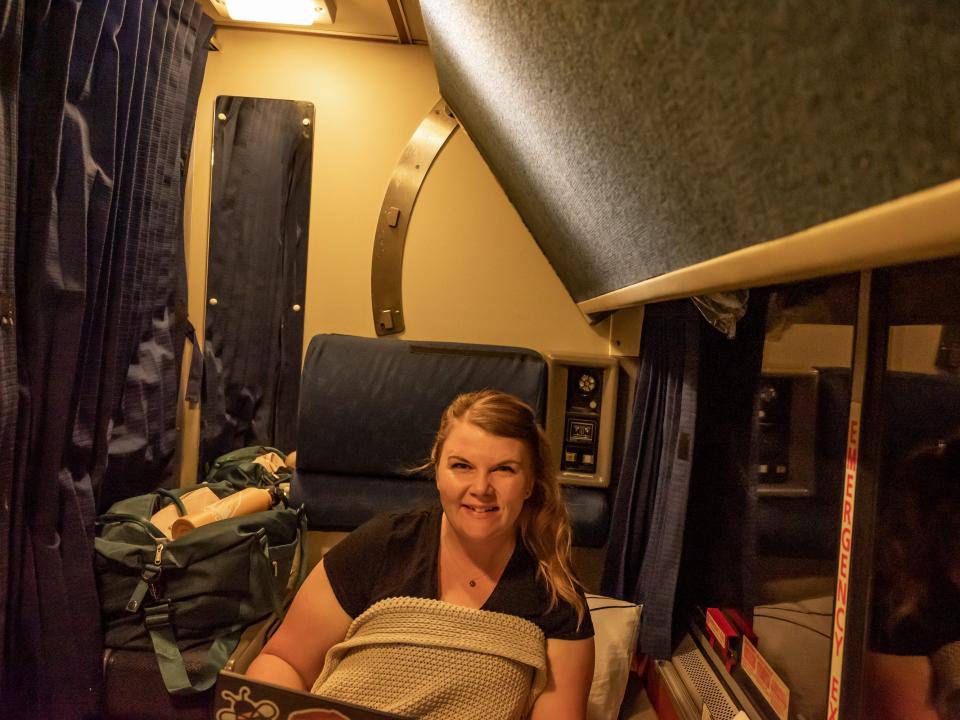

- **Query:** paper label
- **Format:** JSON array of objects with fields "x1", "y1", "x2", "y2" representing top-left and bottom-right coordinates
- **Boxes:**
[
  {"x1": 706, "y1": 610, "x2": 727, "y2": 649},
  {"x1": 741, "y1": 637, "x2": 790, "y2": 720}
]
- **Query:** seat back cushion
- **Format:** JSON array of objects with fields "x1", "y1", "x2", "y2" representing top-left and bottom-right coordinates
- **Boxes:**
[{"x1": 290, "y1": 334, "x2": 551, "y2": 530}]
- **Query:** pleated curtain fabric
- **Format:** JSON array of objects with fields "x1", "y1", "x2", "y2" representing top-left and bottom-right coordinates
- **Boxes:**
[
  {"x1": 0, "y1": 0, "x2": 24, "y2": 695},
  {"x1": 675, "y1": 298, "x2": 766, "y2": 623},
  {"x1": 97, "y1": 0, "x2": 213, "y2": 510},
  {"x1": 601, "y1": 301, "x2": 701, "y2": 660},
  {"x1": 1, "y1": 2, "x2": 213, "y2": 716}
]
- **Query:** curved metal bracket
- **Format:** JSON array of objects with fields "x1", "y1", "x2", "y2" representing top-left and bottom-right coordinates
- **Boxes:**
[{"x1": 371, "y1": 99, "x2": 459, "y2": 336}]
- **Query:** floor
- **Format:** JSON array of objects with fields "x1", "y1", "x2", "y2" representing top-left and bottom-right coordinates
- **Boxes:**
[{"x1": 620, "y1": 675, "x2": 659, "y2": 720}]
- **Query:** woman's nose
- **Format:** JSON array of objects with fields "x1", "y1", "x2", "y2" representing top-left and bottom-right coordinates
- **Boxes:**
[{"x1": 468, "y1": 472, "x2": 494, "y2": 495}]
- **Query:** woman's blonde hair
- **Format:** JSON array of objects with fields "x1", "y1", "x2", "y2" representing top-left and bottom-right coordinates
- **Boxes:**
[{"x1": 427, "y1": 389, "x2": 587, "y2": 626}]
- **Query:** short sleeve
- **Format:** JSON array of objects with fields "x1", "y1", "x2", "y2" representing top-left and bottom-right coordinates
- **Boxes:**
[
  {"x1": 322, "y1": 513, "x2": 393, "y2": 618},
  {"x1": 540, "y1": 589, "x2": 595, "y2": 640}
]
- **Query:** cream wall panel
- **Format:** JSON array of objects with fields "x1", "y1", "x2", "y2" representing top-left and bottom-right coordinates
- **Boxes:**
[
  {"x1": 182, "y1": 29, "x2": 609, "y2": 483},
  {"x1": 762, "y1": 325, "x2": 855, "y2": 372},
  {"x1": 762, "y1": 323, "x2": 948, "y2": 376},
  {"x1": 402, "y1": 131, "x2": 609, "y2": 353},
  {"x1": 887, "y1": 325, "x2": 944, "y2": 375}
]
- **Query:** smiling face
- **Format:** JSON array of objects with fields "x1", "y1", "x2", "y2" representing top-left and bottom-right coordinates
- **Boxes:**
[{"x1": 436, "y1": 419, "x2": 534, "y2": 550}]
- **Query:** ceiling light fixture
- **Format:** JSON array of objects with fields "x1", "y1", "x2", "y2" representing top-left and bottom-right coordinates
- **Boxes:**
[{"x1": 222, "y1": 0, "x2": 330, "y2": 26}]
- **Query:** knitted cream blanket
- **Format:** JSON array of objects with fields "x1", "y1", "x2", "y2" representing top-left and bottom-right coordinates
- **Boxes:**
[{"x1": 311, "y1": 596, "x2": 547, "y2": 720}]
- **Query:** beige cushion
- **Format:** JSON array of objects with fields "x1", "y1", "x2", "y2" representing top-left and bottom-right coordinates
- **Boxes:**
[{"x1": 586, "y1": 594, "x2": 642, "y2": 720}]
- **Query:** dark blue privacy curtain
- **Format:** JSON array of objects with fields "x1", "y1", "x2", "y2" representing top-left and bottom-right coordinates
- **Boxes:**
[
  {"x1": 200, "y1": 97, "x2": 312, "y2": 472},
  {"x1": 601, "y1": 301, "x2": 701, "y2": 659},
  {"x1": 676, "y1": 295, "x2": 766, "y2": 620},
  {"x1": 1, "y1": 1, "x2": 213, "y2": 716},
  {"x1": 0, "y1": 0, "x2": 24, "y2": 700},
  {"x1": 96, "y1": 0, "x2": 213, "y2": 510}
]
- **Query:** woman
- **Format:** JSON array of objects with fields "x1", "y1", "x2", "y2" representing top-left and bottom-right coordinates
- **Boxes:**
[
  {"x1": 247, "y1": 390, "x2": 595, "y2": 718},
  {"x1": 866, "y1": 436, "x2": 960, "y2": 720}
]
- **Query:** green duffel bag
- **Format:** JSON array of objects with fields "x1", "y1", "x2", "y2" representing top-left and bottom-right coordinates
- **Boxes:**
[
  {"x1": 200, "y1": 444, "x2": 291, "y2": 488},
  {"x1": 95, "y1": 478, "x2": 307, "y2": 695}
]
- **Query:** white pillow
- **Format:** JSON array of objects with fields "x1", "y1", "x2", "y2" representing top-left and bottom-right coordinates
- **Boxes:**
[{"x1": 586, "y1": 593, "x2": 642, "y2": 720}]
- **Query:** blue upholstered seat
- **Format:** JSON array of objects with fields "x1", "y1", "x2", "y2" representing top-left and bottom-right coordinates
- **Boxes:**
[{"x1": 289, "y1": 334, "x2": 609, "y2": 547}]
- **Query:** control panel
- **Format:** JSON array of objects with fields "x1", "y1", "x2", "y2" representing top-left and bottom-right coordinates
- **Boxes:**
[
  {"x1": 546, "y1": 355, "x2": 619, "y2": 487},
  {"x1": 755, "y1": 374, "x2": 793, "y2": 484},
  {"x1": 754, "y1": 370, "x2": 818, "y2": 497}
]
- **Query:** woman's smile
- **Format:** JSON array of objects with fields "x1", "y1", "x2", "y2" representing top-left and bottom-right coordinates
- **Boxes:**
[{"x1": 462, "y1": 503, "x2": 498, "y2": 514}]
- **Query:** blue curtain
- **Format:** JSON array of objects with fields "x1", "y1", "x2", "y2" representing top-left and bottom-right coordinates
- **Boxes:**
[
  {"x1": 601, "y1": 301, "x2": 701, "y2": 659},
  {"x1": 676, "y1": 296, "x2": 766, "y2": 616},
  {"x1": 0, "y1": 0, "x2": 24, "y2": 698},
  {"x1": 96, "y1": 0, "x2": 212, "y2": 510},
  {"x1": 1, "y1": 1, "x2": 213, "y2": 716}
]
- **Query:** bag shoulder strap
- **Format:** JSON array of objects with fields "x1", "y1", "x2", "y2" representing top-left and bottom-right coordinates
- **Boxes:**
[
  {"x1": 154, "y1": 488, "x2": 187, "y2": 516},
  {"x1": 143, "y1": 601, "x2": 241, "y2": 695},
  {"x1": 98, "y1": 513, "x2": 167, "y2": 539}
]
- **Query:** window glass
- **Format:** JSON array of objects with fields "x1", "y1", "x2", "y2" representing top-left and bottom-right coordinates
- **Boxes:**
[
  {"x1": 684, "y1": 274, "x2": 858, "y2": 720},
  {"x1": 864, "y1": 256, "x2": 960, "y2": 720},
  {"x1": 747, "y1": 275, "x2": 857, "y2": 720}
]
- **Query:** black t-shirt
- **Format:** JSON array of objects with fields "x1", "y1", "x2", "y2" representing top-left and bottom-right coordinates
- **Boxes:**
[
  {"x1": 870, "y1": 574, "x2": 960, "y2": 656},
  {"x1": 323, "y1": 505, "x2": 594, "y2": 641}
]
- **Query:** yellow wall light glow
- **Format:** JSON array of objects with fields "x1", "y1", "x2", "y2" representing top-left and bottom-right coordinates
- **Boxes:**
[{"x1": 224, "y1": 0, "x2": 322, "y2": 26}]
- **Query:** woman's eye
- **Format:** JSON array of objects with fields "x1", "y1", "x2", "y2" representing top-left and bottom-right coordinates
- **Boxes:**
[
  {"x1": 450, "y1": 462, "x2": 471, "y2": 470},
  {"x1": 494, "y1": 465, "x2": 517, "y2": 474}
]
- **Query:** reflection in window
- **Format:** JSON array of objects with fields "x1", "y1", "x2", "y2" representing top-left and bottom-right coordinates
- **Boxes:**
[
  {"x1": 866, "y1": 258, "x2": 960, "y2": 720},
  {"x1": 749, "y1": 275, "x2": 856, "y2": 720},
  {"x1": 680, "y1": 274, "x2": 857, "y2": 720}
]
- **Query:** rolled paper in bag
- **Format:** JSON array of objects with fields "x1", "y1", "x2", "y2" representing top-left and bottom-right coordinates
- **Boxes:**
[{"x1": 171, "y1": 487, "x2": 273, "y2": 539}]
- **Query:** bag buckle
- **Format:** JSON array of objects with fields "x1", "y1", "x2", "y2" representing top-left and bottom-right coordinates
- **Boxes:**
[
  {"x1": 257, "y1": 527, "x2": 268, "y2": 552},
  {"x1": 144, "y1": 601, "x2": 172, "y2": 631},
  {"x1": 125, "y1": 564, "x2": 163, "y2": 613},
  {"x1": 142, "y1": 564, "x2": 162, "y2": 582}
]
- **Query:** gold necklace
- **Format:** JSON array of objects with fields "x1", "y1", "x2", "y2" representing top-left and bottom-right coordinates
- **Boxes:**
[
  {"x1": 439, "y1": 519, "x2": 514, "y2": 591},
  {"x1": 442, "y1": 542, "x2": 483, "y2": 588}
]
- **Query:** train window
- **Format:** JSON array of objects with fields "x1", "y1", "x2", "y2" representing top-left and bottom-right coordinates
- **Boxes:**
[
  {"x1": 679, "y1": 273, "x2": 859, "y2": 720},
  {"x1": 750, "y1": 276, "x2": 858, "y2": 720},
  {"x1": 862, "y1": 256, "x2": 960, "y2": 720}
]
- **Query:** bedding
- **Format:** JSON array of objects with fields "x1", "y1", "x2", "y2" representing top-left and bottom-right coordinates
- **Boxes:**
[
  {"x1": 585, "y1": 594, "x2": 642, "y2": 720},
  {"x1": 753, "y1": 595, "x2": 833, "y2": 720},
  {"x1": 312, "y1": 596, "x2": 547, "y2": 720}
]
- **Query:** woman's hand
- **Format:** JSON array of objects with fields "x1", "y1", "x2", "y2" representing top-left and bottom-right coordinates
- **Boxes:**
[
  {"x1": 529, "y1": 636, "x2": 595, "y2": 720},
  {"x1": 245, "y1": 559, "x2": 353, "y2": 691}
]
